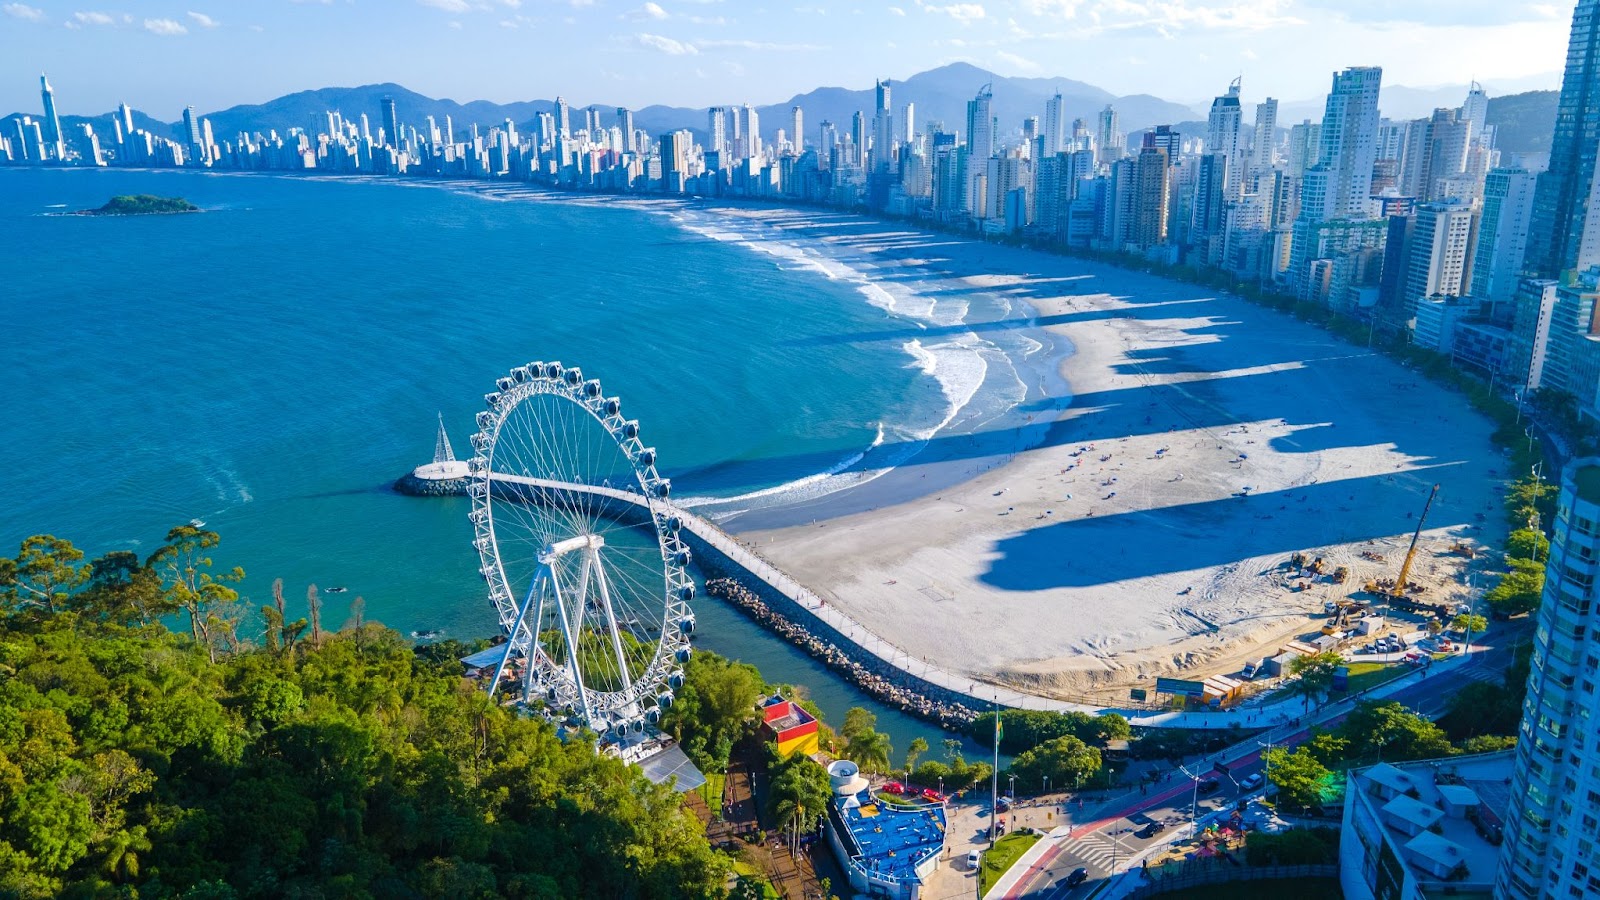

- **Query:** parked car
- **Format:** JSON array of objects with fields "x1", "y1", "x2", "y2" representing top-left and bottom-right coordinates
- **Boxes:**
[
  {"x1": 996, "y1": 796, "x2": 1013, "y2": 813},
  {"x1": 1240, "y1": 772, "x2": 1265, "y2": 790},
  {"x1": 1066, "y1": 867, "x2": 1089, "y2": 886},
  {"x1": 1198, "y1": 778, "x2": 1223, "y2": 795},
  {"x1": 967, "y1": 850, "x2": 982, "y2": 871},
  {"x1": 882, "y1": 781, "x2": 905, "y2": 795},
  {"x1": 1241, "y1": 660, "x2": 1259, "y2": 679}
]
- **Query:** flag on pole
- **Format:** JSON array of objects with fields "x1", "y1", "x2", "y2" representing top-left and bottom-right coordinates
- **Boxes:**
[{"x1": 995, "y1": 713, "x2": 1003, "y2": 745}]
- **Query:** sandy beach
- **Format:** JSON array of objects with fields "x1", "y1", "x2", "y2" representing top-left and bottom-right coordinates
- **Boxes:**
[
  {"x1": 437, "y1": 185, "x2": 1508, "y2": 704},
  {"x1": 678, "y1": 205, "x2": 1509, "y2": 703}
]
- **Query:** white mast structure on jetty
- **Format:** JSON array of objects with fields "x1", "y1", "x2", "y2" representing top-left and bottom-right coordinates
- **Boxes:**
[{"x1": 411, "y1": 412, "x2": 470, "y2": 481}]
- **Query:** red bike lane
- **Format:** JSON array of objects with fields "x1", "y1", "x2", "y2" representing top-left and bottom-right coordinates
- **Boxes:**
[{"x1": 1003, "y1": 721, "x2": 1329, "y2": 898}]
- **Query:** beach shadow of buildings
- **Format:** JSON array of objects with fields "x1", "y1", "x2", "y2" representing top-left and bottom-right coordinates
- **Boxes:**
[{"x1": 974, "y1": 470, "x2": 1480, "y2": 592}]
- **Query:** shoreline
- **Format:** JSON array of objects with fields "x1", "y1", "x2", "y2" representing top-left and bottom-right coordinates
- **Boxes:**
[
  {"x1": 25, "y1": 168, "x2": 1505, "y2": 707},
  {"x1": 382, "y1": 180, "x2": 1506, "y2": 702}
]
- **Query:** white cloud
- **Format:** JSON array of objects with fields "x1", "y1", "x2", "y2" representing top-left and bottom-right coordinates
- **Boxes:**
[
  {"x1": 72, "y1": 10, "x2": 116, "y2": 25},
  {"x1": 144, "y1": 17, "x2": 186, "y2": 34},
  {"x1": 698, "y1": 38, "x2": 823, "y2": 50},
  {"x1": 888, "y1": 5, "x2": 905, "y2": 13},
  {"x1": 995, "y1": 49, "x2": 1042, "y2": 72},
  {"x1": 636, "y1": 31, "x2": 698, "y2": 53},
  {"x1": 187, "y1": 11, "x2": 219, "y2": 27},
  {"x1": 927, "y1": 2, "x2": 985, "y2": 24},
  {"x1": 418, "y1": 0, "x2": 471, "y2": 11},
  {"x1": 3, "y1": 3, "x2": 45, "y2": 21},
  {"x1": 1021, "y1": 0, "x2": 1299, "y2": 33},
  {"x1": 636, "y1": 1, "x2": 668, "y2": 19}
]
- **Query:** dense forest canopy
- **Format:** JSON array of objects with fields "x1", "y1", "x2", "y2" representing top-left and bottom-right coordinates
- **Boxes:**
[{"x1": 0, "y1": 528, "x2": 727, "y2": 899}]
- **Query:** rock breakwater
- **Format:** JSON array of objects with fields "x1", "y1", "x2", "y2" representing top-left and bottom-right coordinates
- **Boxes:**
[{"x1": 705, "y1": 577, "x2": 979, "y2": 730}]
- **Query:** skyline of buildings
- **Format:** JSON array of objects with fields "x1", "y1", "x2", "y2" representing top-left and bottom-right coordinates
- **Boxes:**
[{"x1": 11, "y1": 6, "x2": 1600, "y2": 900}]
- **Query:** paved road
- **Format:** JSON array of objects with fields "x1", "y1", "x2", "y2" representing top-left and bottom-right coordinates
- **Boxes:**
[{"x1": 1010, "y1": 627, "x2": 1526, "y2": 898}]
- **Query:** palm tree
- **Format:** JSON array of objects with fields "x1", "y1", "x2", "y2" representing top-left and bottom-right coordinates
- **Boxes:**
[
  {"x1": 102, "y1": 826, "x2": 151, "y2": 883},
  {"x1": 906, "y1": 737, "x2": 929, "y2": 774},
  {"x1": 847, "y1": 729, "x2": 893, "y2": 773}
]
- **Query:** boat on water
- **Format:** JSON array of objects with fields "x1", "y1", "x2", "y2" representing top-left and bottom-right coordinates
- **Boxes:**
[
  {"x1": 189, "y1": 518, "x2": 206, "y2": 528},
  {"x1": 410, "y1": 629, "x2": 442, "y2": 639},
  {"x1": 325, "y1": 587, "x2": 348, "y2": 594}
]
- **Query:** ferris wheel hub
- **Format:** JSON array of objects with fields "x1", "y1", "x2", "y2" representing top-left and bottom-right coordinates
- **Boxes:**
[{"x1": 545, "y1": 533, "x2": 605, "y2": 560}]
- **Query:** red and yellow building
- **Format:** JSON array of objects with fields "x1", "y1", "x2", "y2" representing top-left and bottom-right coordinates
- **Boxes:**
[{"x1": 759, "y1": 695, "x2": 820, "y2": 758}]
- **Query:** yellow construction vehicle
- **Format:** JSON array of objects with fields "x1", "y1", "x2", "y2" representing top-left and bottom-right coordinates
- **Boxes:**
[{"x1": 1392, "y1": 484, "x2": 1441, "y2": 601}]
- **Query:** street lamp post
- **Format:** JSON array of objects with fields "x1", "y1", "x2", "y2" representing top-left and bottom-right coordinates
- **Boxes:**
[
  {"x1": 1179, "y1": 765, "x2": 1202, "y2": 839},
  {"x1": 1043, "y1": 775, "x2": 1050, "y2": 796},
  {"x1": 1463, "y1": 573, "x2": 1478, "y2": 656}
]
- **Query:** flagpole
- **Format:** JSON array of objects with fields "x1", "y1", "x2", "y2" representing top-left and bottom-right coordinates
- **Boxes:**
[{"x1": 990, "y1": 699, "x2": 1000, "y2": 847}]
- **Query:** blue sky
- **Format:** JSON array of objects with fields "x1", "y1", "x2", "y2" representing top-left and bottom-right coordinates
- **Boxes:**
[{"x1": 0, "y1": 0, "x2": 1574, "y2": 118}]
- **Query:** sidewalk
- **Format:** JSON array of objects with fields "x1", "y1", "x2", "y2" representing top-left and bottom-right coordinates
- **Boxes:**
[{"x1": 984, "y1": 825, "x2": 1073, "y2": 899}]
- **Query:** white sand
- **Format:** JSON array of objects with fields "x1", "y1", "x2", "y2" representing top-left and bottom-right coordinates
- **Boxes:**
[{"x1": 706, "y1": 209, "x2": 1509, "y2": 703}]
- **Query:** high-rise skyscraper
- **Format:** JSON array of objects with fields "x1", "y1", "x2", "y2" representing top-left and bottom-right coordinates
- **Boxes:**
[
  {"x1": 1497, "y1": 453, "x2": 1600, "y2": 898},
  {"x1": 1401, "y1": 200, "x2": 1477, "y2": 311},
  {"x1": 742, "y1": 104, "x2": 761, "y2": 158},
  {"x1": 1304, "y1": 66, "x2": 1383, "y2": 221},
  {"x1": 39, "y1": 73, "x2": 63, "y2": 161},
  {"x1": 117, "y1": 102, "x2": 134, "y2": 141},
  {"x1": 182, "y1": 106, "x2": 203, "y2": 162},
  {"x1": 901, "y1": 103, "x2": 915, "y2": 149},
  {"x1": 1471, "y1": 168, "x2": 1538, "y2": 304},
  {"x1": 554, "y1": 96, "x2": 571, "y2": 139},
  {"x1": 873, "y1": 79, "x2": 894, "y2": 172},
  {"x1": 617, "y1": 107, "x2": 635, "y2": 154},
  {"x1": 1399, "y1": 108, "x2": 1471, "y2": 202},
  {"x1": 381, "y1": 96, "x2": 399, "y2": 149},
  {"x1": 1252, "y1": 98, "x2": 1278, "y2": 175},
  {"x1": 1131, "y1": 145, "x2": 1171, "y2": 248},
  {"x1": 790, "y1": 106, "x2": 804, "y2": 155},
  {"x1": 1461, "y1": 81, "x2": 1490, "y2": 147},
  {"x1": 1527, "y1": 0, "x2": 1600, "y2": 278},
  {"x1": 708, "y1": 107, "x2": 727, "y2": 157},
  {"x1": 851, "y1": 111, "x2": 866, "y2": 167},
  {"x1": 1097, "y1": 105, "x2": 1123, "y2": 165},
  {"x1": 1044, "y1": 92, "x2": 1064, "y2": 155},
  {"x1": 1206, "y1": 78, "x2": 1244, "y2": 200},
  {"x1": 965, "y1": 86, "x2": 994, "y2": 213}
]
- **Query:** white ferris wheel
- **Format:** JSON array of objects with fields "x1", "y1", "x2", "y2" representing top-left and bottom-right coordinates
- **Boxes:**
[{"x1": 467, "y1": 361, "x2": 696, "y2": 738}]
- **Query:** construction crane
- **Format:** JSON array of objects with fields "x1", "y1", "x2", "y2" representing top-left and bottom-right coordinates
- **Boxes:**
[{"x1": 1393, "y1": 484, "x2": 1441, "y2": 599}]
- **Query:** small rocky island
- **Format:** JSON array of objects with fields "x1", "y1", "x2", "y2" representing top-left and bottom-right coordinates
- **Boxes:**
[{"x1": 76, "y1": 194, "x2": 201, "y2": 216}]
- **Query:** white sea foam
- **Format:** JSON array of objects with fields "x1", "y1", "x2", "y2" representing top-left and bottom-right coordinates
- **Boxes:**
[
  {"x1": 679, "y1": 423, "x2": 886, "y2": 511},
  {"x1": 660, "y1": 207, "x2": 1016, "y2": 512}
]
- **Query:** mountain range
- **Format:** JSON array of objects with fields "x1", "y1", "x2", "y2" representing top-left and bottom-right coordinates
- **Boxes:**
[{"x1": 4, "y1": 62, "x2": 1559, "y2": 158}]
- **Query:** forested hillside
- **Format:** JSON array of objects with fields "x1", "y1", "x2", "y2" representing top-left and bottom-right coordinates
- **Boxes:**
[{"x1": 0, "y1": 529, "x2": 725, "y2": 899}]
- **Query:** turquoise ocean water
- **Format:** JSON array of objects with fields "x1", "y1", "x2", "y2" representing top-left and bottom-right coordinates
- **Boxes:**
[{"x1": 0, "y1": 167, "x2": 1023, "y2": 762}]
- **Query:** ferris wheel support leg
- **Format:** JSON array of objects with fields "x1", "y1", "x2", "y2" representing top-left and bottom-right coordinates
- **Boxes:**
[
  {"x1": 488, "y1": 570, "x2": 544, "y2": 699},
  {"x1": 550, "y1": 566, "x2": 595, "y2": 727},
  {"x1": 589, "y1": 548, "x2": 635, "y2": 696}
]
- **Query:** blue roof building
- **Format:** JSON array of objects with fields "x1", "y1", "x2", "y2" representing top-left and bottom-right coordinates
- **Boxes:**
[{"x1": 823, "y1": 760, "x2": 948, "y2": 900}]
